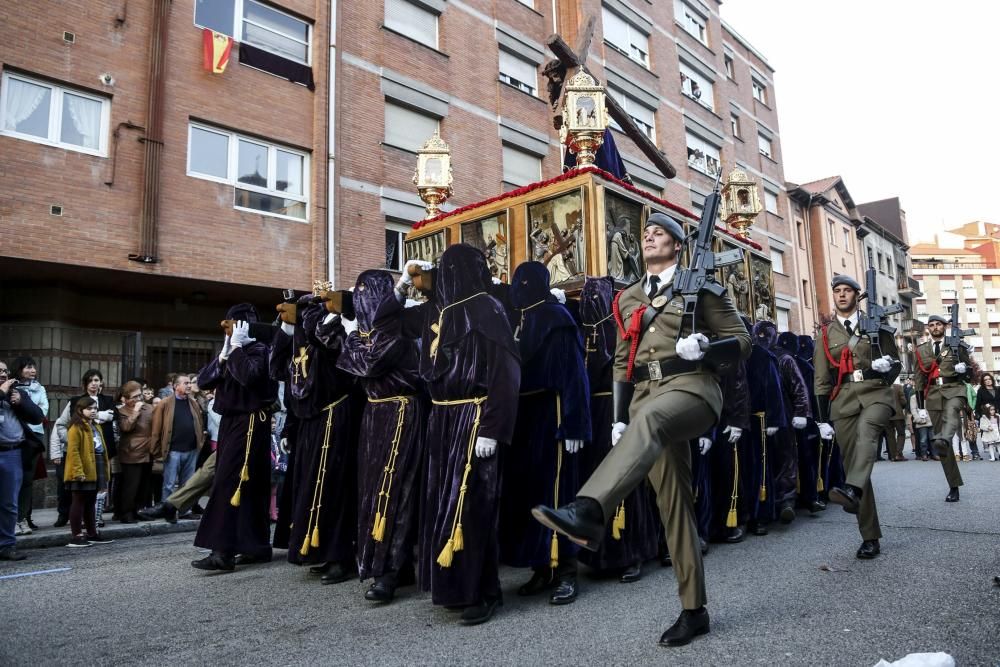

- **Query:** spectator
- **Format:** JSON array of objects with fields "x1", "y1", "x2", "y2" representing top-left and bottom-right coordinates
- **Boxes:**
[
  {"x1": 116, "y1": 381, "x2": 154, "y2": 523},
  {"x1": 64, "y1": 397, "x2": 113, "y2": 547},
  {"x1": 979, "y1": 403, "x2": 1000, "y2": 461},
  {"x1": 909, "y1": 389, "x2": 933, "y2": 461},
  {"x1": 12, "y1": 356, "x2": 48, "y2": 536},
  {"x1": 151, "y1": 374, "x2": 205, "y2": 507},
  {"x1": 975, "y1": 374, "x2": 996, "y2": 419},
  {"x1": 965, "y1": 382, "x2": 982, "y2": 460},
  {"x1": 157, "y1": 373, "x2": 177, "y2": 400},
  {"x1": 0, "y1": 360, "x2": 44, "y2": 561},
  {"x1": 50, "y1": 369, "x2": 118, "y2": 528},
  {"x1": 141, "y1": 384, "x2": 156, "y2": 405}
]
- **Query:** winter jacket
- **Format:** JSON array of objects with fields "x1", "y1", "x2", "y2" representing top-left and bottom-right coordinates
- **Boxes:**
[
  {"x1": 116, "y1": 402, "x2": 155, "y2": 464},
  {"x1": 18, "y1": 380, "x2": 48, "y2": 437},
  {"x1": 909, "y1": 394, "x2": 932, "y2": 428},
  {"x1": 64, "y1": 422, "x2": 110, "y2": 483},
  {"x1": 979, "y1": 415, "x2": 1000, "y2": 444}
]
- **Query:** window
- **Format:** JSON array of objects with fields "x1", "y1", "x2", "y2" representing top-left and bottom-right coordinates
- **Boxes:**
[
  {"x1": 764, "y1": 190, "x2": 778, "y2": 215},
  {"x1": 385, "y1": 221, "x2": 412, "y2": 271},
  {"x1": 195, "y1": 0, "x2": 311, "y2": 64},
  {"x1": 384, "y1": 102, "x2": 439, "y2": 152},
  {"x1": 776, "y1": 307, "x2": 789, "y2": 332},
  {"x1": 608, "y1": 87, "x2": 656, "y2": 141},
  {"x1": 886, "y1": 261, "x2": 893, "y2": 278},
  {"x1": 679, "y1": 62, "x2": 714, "y2": 111},
  {"x1": 187, "y1": 122, "x2": 308, "y2": 221},
  {"x1": 0, "y1": 71, "x2": 110, "y2": 156},
  {"x1": 685, "y1": 132, "x2": 720, "y2": 177},
  {"x1": 770, "y1": 248, "x2": 784, "y2": 274},
  {"x1": 724, "y1": 54, "x2": 734, "y2": 79},
  {"x1": 751, "y1": 78, "x2": 768, "y2": 105},
  {"x1": 498, "y1": 50, "x2": 537, "y2": 96},
  {"x1": 963, "y1": 279, "x2": 975, "y2": 289},
  {"x1": 675, "y1": 0, "x2": 708, "y2": 46},
  {"x1": 384, "y1": 0, "x2": 438, "y2": 49},
  {"x1": 516, "y1": 0, "x2": 534, "y2": 6},
  {"x1": 802, "y1": 279, "x2": 810, "y2": 307},
  {"x1": 796, "y1": 220, "x2": 805, "y2": 248},
  {"x1": 830, "y1": 220, "x2": 838, "y2": 246},
  {"x1": 602, "y1": 7, "x2": 650, "y2": 68},
  {"x1": 730, "y1": 113, "x2": 741, "y2": 138},
  {"x1": 502, "y1": 145, "x2": 540, "y2": 187},
  {"x1": 867, "y1": 247, "x2": 874, "y2": 269},
  {"x1": 843, "y1": 227, "x2": 852, "y2": 252},
  {"x1": 757, "y1": 133, "x2": 773, "y2": 159},
  {"x1": 877, "y1": 252, "x2": 884, "y2": 273},
  {"x1": 989, "y1": 305, "x2": 997, "y2": 314},
  {"x1": 916, "y1": 305, "x2": 927, "y2": 316},
  {"x1": 967, "y1": 305, "x2": 977, "y2": 313}
]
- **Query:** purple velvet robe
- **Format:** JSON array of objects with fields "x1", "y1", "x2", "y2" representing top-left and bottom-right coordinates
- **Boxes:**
[
  {"x1": 194, "y1": 341, "x2": 278, "y2": 558},
  {"x1": 336, "y1": 270, "x2": 426, "y2": 581},
  {"x1": 270, "y1": 299, "x2": 358, "y2": 566}
]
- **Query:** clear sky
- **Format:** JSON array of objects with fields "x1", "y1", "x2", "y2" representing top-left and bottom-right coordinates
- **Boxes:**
[{"x1": 718, "y1": 1, "x2": 998, "y2": 244}]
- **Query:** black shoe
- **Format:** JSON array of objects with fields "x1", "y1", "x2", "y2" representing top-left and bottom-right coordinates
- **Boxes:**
[
  {"x1": 856, "y1": 539, "x2": 880, "y2": 559},
  {"x1": 530, "y1": 498, "x2": 604, "y2": 552},
  {"x1": 700, "y1": 537, "x2": 709, "y2": 556},
  {"x1": 309, "y1": 562, "x2": 332, "y2": 575},
  {"x1": 459, "y1": 596, "x2": 501, "y2": 625},
  {"x1": 26, "y1": 519, "x2": 39, "y2": 531},
  {"x1": 828, "y1": 486, "x2": 862, "y2": 515},
  {"x1": 365, "y1": 577, "x2": 396, "y2": 603},
  {"x1": 809, "y1": 500, "x2": 827, "y2": 514},
  {"x1": 97, "y1": 520, "x2": 105, "y2": 528},
  {"x1": 549, "y1": 577, "x2": 578, "y2": 605},
  {"x1": 659, "y1": 608, "x2": 710, "y2": 647},
  {"x1": 119, "y1": 513, "x2": 137, "y2": 524},
  {"x1": 66, "y1": 536, "x2": 91, "y2": 548},
  {"x1": 320, "y1": 563, "x2": 354, "y2": 585},
  {"x1": 0, "y1": 547, "x2": 27, "y2": 561},
  {"x1": 750, "y1": 522, "x2": 768, "y2": 536},
  {"x1": 725, "y1": 526, "x2": 745, "y2": 543},
  {"x1": 191, "y1": 503, "x2": 204, "y2": 515},
  {"x1": 53, "y1": 515, "x2": 69, "y2": 528},
  {"x1": 192, "y1": 552, "x2": 235, "y2": 571},
  {"x1": 517, "y1": 569, "x2": 554, "y2": 596},
  {"x1": 87, "y1": 532, "x2": 115, "y2": 545},
  {"x1": 660, "y1": 552, "x2": 672, "y2": 567},
  {"x1": 234, "y1": 552, "x2": 272, "y2": 566},
  {"x1": 779, "y1": 502, "x2": 796, "y2": 524},
  {"x1": 620, "y1": 563, "x2": 642, "y2": 583},
  {"x1": 945, "y1": 487, "x2": 960, "y2": 502},
  {"x1": 137, "y1": 505, "x2": 164, "y2": 520}
]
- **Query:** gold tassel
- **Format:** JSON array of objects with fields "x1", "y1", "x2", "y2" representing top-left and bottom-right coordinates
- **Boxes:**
[
  {"x1": 758, "y1": 412, "x2": 767, "y2": 503},
  {"x1": 817, "y1": 442, "x2": 825, "y2": 492},
  {"x1": 372, "y1": 511, "x2": 383, "y2": 540},
  {"x1": 549, "y1": 532, "x2": 559, "y2": 569},
  {"x1": 611, "y1": 502, "x2": 626, "y2": 540},
  {"x1": 453, "y1": 523, "x2": 464, "y2": 552},
  {"x1": 374, "y1": 514, "x2": 386, "y2": 542},
  {"x1": 817, "y1": 475, "x2": 825, "y2": 492},
  {"x1": 299, "y1": 537, "x2": 310, "y2": 556},
  {"x1": 759, "y1": 485, "x2": 767, "y2": 502},
  {"x1": 727, "y1": 440, "x2": 740, "y2": 529},
  {"x1": 436, "y1": 538, "x2": 455, "y2": 567},
  {"x1": 726, "y1": 507, "x2": 738, "y2": 529},
  {"x1": 229, "y1": 488, "x2": 241, "y2": 507},
  {"x1": 310, "y1": 525, "x2": 320, "y2": 548},
  {"x1": 240, "y1": 465, "x2": 250, "y2": 482}
]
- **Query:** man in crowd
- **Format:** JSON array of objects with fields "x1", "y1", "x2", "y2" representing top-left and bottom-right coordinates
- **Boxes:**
[
  {"x1": 0, "y1": 360, "x2": 45, "y2": 561},
  {"x1": 151, "y1": 374, "x2": 205, "y2": 505}
]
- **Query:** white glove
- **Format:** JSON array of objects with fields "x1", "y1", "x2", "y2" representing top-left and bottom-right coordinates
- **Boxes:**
[
  {"x1": 279, "y1": 438, "x2": 288, "y2": 455},
  {"x1": 818, "y1": 423, "x2": 835, "y2": 440},
  {"x1": 219, "y1": 335, "x2": 232, "y2": 361},
  {"x1": 550, "y1": 288, "x2": 567, "y2": 304},
  {"x1": 280, "y1": 322, "x2": 295, "y2": 336},
  {"x1": 918, "y1": 409, "x2": 929, "y2": 422},
  {"x1": 398, "y1": 260, "x2": 433, "y2": 287},
  {"x1": 871, "y1": 356, "x2": 892, "y2": 373},
  {"x1": 792, "y1": 416, "x2": 807, "y2": 430},
  {"x1": 723, "y1": 426, "x2": 742, "y2": 443},
  {"x1": 611, "y1": 421, "x2": 626, "y2": 446},
  {"x1": 698, "y1": 437, "x2": 712, "y2": 455},
  {"x1": 230, "y1": 320, "x2": 255, "y2": 348},
  {"x1": 955, "y1": 362, "x2": 967, "y2": 374},
  {"x1": 564, "y1": 439, "x2": 584, "y2": 453},
  {"x1": 475, "y1": 436, "x2": 497, "y2": 458},
  {"x1": 96, "y1": 409, "x2": 115, "y2": 423},
  {"x1": 765, "y1": 426, "x2": 778, "y2": 436},
  {"x1": 675, "y1": 333, "x2": 709, "y2": 361},
  {"x1": 342, "y1": 317, "x2": 358, "y2": 335},
  {"x1": 491, "y1": 276, "x2": 502, "y2": 285}
]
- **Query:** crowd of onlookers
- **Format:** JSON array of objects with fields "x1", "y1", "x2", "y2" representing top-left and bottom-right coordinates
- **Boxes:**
[{"x1": 0, "y1": 360, "x2": 289, "y2": 560}]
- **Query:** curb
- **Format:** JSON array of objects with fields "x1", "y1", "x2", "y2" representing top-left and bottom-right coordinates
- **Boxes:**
[{"x1": 17, "y1": 519, "x2": 201, "y2": 550}]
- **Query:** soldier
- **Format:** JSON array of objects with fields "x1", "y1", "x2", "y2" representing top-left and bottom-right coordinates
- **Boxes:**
[
  {"x1": 814, "y1": 276, "x2": 900, "y2": 559},
  {"x1": 912, "y1": 315, "x2": 966, "y2": 502},
  {"x1": 531, "y1": 212, "x2": 751, "y2": 647}
]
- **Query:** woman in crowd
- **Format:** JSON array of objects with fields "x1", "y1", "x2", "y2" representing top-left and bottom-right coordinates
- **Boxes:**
[
  {"x1": 12, "y1": 356, "x2": 47, "y2": 536},
  {"x1": 116, "y1": 381, "x2": 155, "y2": 523},
  {"x1": 979, "y1": 403, "x2": 1000, "y2": 462},
  {"x1": 64, "y1": 397, "x2": 114, "y2": 547}
]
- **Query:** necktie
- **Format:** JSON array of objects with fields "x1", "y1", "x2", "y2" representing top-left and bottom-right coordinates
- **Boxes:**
[
  {"x1": 844, "y1": 319, "x2": 853, "y2": 336},
  {"x1": 647, "y1": 275, "x2": 660, "y2": 299},
  {"x1": 934, "y1": 341, "x2": 941, "y2": 357}
]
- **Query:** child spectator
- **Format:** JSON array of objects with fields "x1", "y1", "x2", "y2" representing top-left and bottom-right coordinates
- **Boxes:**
[
  {"x1": 979, "y1": 403, "x2": 1000, "y2": 462},
  {"x1": 64, "y1": 397, "x2": 114, "y2": 547}
]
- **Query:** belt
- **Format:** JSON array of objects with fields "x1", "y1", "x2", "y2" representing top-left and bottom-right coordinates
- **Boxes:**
[
  {"x1": 933, "y1": 376, "x2": 963, "y2": 386},
  {"x1": 839, "y1": 369, "x2": 885, "y2": 384},
  {"x1": 0, "y1": 442, "x2": 23, "y2": 451},
  {"x1": 631, "y1": 358, "x2": 703, "y2": 384}
]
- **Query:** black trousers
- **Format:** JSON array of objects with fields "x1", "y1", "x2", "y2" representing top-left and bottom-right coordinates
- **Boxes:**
[
  {"x1": 119, "y1": 462, "x2": 151, "y2": 517},
  {"x1": 55, "y1": 460, "x2": 72, "y2": 518}
]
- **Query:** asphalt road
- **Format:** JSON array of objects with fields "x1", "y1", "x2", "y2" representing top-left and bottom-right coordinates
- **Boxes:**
[{"x1": 3, "y1": 460, "x2": 998, "y2": 666}]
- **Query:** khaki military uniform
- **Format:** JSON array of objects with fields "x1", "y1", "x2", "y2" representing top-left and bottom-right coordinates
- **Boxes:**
[
  {"x1": 913, "y1": 340, "x2": 966, "y2": 489},
  {"x1": 578, "y1": 276, "x2": 750, "y2": 610},
  {"x1": 813, "y1": 317, "x2": 897, "y2": 541}
]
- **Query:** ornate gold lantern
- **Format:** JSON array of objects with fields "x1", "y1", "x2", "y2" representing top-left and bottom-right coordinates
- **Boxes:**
[
  {"x1": 721, "y1": 167, "x2": 762, "y2": 238},
  {"x1": 412, "y1": 130, "x2": 454, "y2": 219},
  {"x1": 560, "y1": 70, "x2": 608, "y2": 166}
]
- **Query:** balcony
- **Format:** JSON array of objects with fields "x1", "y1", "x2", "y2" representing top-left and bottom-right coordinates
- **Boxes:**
[{"x1": 897, "y1": 276, "x2": 922, "y2": 297}]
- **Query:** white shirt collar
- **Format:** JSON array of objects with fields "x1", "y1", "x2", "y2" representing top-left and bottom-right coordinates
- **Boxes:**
[
  {"x1": 644, "y1": 265, "x2": 677, "y2": 296},
  {"x1": 840, "y1": 311, "x2": 859, "y2": 330}
]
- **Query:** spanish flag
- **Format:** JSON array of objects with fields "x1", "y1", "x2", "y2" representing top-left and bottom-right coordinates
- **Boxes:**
[{"x1": 202, "y1": 28, "x2": 233, "y2": 74}]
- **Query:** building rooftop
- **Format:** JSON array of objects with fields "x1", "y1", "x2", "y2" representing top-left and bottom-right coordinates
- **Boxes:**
[{"x1": 858, "y1": 197, "x2": 907, "y2": 244}]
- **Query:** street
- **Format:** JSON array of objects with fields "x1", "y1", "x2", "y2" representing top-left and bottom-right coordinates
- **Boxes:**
[{"x1": 2, "y1": 460, "x2": 998, "y2": 666}]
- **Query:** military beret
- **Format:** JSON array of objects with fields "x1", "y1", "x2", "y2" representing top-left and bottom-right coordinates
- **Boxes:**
[
  {"x1": 831, "y1": 275, "x2": 861, "y2": 291},
  {"x1": 645, "y1": 212, "x2": 685, "y2": 242},
  {"x1": 927, "y1": 315, "x2": 947, "y2": 324}
]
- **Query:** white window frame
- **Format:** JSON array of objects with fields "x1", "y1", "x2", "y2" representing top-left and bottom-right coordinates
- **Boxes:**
[
  {"x1": 0, "y1": 71, "x2": 111, "y2": 157},
  {"x1": 770, "y1": 248, "x2": 784, "y2": 274},
  {"x1": 385, "y1": 220, "x2": 412, "y2": 271},
  {"x1": 764, "y1": 189, "x2": 778, "y2": 215},
  {"x1": 194, "y1": 0, "x2": 312, "y2": 65},
  {"x1": 608, "y1": 87, "x2": 656, "y2": 142},
  {"x1": 679, "y1": 62, "x2": 714, "y2": 112},
  {"x1": 602, "y1": 7, "x2": 650, "y2": 68},
  {"x1": 498, "y1": 49, "x2": 537, "y2": 96},
  {"x1": 186, "y1": 121, "x2": 309, "y2": 222},
  {"x1": 776, "y1": 307, "x2": 790, "y2": 332},
  {"x1": 724, "y1": 54, "x2": 734, "y2": 79},
  {"x1": 502, "y1": 145, "x2": 541, "y2": 188},
  {"x1": 384, "y1": 101, "x2": 440, "y2": 153},
  {"x1": 757, "y1": 132, "x2": 773, "y2": 159},
  {"x1": 383, "y1": 0, "x2": 439, "y2": 50},
  {"x1": 752, "y1": 78, "x2": 768, "y2": 105},
  {"x1": 730, "y1": 113, "x2": 741, "y2": 138},
  {"x1": 675, "y1": 0, "x2": 708, "y2": 46},
  {"x1": 843, "y1": 227, "x2": 853, "y2": 253},
  {"x1": 685, "y1": 131, "x2": 720, "y2": 177}
]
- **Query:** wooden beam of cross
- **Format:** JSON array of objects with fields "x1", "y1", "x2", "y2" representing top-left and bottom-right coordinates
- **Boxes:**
[{"x1": 543, "y1": 17, "x2": 677, "y2": 180}]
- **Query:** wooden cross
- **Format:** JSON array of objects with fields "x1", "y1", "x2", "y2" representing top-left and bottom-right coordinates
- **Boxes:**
[
  {"x1": 292, "y1": 346, "x2": 309, "y2": 383},
  {"x1": 543, "y1": 17, "x2": 677, "y2": 179}
]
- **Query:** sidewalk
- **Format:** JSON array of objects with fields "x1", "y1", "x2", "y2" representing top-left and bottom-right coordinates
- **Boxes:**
[{"x1": 14, "y1": 506, "x2": 202, "y2": 550}]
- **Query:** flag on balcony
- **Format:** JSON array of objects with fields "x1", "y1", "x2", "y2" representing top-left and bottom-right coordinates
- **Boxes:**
[{"x1": 202, "y1": 28, "x2": 233, "y2": 74}]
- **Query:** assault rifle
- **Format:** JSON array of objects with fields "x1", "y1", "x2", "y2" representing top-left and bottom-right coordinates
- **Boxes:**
[
  {"x1": 858, "y1": 266, "x2": 904, "y2": 382},
  {"x1": 945, "y1": 302, "x2": 975, "y2": 376}
]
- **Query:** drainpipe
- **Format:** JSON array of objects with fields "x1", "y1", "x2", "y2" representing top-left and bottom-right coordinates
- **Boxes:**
[
  {"x1": 327, "y1": 0, "x2": 338, "y2": 286},
  {"x1": 130, "y1": 0, "x2": 170, "y2": 264}
]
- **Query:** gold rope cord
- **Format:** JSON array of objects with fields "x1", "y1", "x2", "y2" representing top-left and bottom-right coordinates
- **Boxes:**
[
  {"x1": 433, "y1": 396, "x2": 488, "y2": 567},
  {"x1": 230, "y1": 410, "x2": 265, "y2": 507},
  {"x1": 429, "y1": 292, "x2": 488, "y2": 362},
  {"x1": 756, "y1": 411, "x2": 767, "y2": 502},
  {"x1": 299, "y1": 395, "x2": 349, "y2": 556},
  {"x1": 514, "y1": 298, "x2": 548, "y2": 341},
  {"x1": 550, "y1": 393, "x2": 564, "y2": 568},
  {"x1": 816, "y1": 436, "x2": 825, "y2": 492},
  {"x1": 726, "y1": 437, "x2": 740, "y2": 528},
  {"x1": 367, "y1": 396, "x2": 411, "y2": 542}
]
